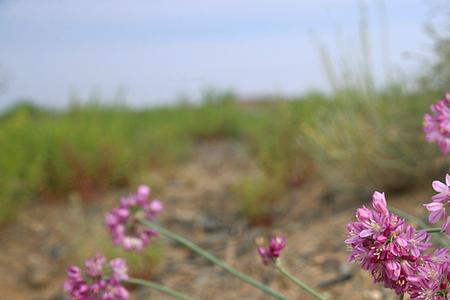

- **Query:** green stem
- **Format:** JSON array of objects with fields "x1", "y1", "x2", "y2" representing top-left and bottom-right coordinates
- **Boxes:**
[
  {"x1": 125, "y1": 277, "x2": 196, "y2": 300},
  {"x1": 141, "y1": 220, "x2": 290, "y2": 300},
  {"x1": 424, "y1": 227, "x2": 443, "y2": 233},
  {"x1": 275, "y1": 265, "x2": 325, "y2": 300},
  {"x1": 399, "y1": 294, "x2": 404, "y2": 300}
]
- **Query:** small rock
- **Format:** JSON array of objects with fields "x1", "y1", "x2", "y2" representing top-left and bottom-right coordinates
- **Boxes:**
[{"x1": 202, "y1": 218, "x2": 226, "y2": 234}]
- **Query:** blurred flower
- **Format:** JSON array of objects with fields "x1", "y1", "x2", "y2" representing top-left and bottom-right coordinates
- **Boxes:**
[
  {"x1": 105, "y1": 185, "x2": 163, "y2": 251},
  {"x1": 424, "y1": 174, "x2": 450, "y2": 234},
  {"x1": 110, "y1": 258, "x2": 129, "y2": 281},
  {"x1": 345, "y1": 191, "x2": 431, "y2": 294},
  {"x1": 257, "y1": 236, "x2": 286, "y2": 265},
  {"x1": 64, "y1": 255, "x2": 129, "y2": 300},
  {"x1": 423, "y1": 93, "x2": 450, "y2": 154},
  {"x1": 85, "y1": 254, "x2": 106, "y2": 277}
]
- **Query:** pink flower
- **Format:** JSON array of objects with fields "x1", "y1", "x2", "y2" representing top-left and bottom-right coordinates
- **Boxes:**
[
  {"x1": 432, "y1": 174, "x2": 450, "y2": 202},
  {"x1": 407, "y1": 249, "x2": 450, "y2": 299},
  {"x1": 64, "y1": 255, "x2": 129, "y2": 300},
  {"x1": 425, "y1": 174, "x2": 450, "y2": 234},
  {"x1": 423, "y1": 93, "x2": 450, "y2": 154},
  {"x1": 110, "y1": 258, "x2": 129, "y2": 281},
  {"x1": 372, "y1": 191, "x2": 388, "y2": 215},
  {"x1": 85, "y1": 254, "x2": 106, "y2": 277},
  {"x1": 257, "y1": 236, "x2": 286, "y2": 265},
  {"x1": 105, "y1": 185, "x2": 163, "y2": 251},
  {"x1": 345, "y1": 191, "x2": 431, "y2": 295},
  {"x1": 425, "y1": 202, "x2": 445, "y2": 223},
  {"x1": 257, "y1": 247, "x2": 271, "y2": 265}
]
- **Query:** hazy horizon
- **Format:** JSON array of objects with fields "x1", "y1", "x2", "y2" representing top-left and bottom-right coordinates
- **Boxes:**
[{"x1": 0, "y1": 0, "x2": 435, "y2": 109}]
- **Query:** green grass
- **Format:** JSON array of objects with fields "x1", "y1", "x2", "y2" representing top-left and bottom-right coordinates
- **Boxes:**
[
  {"x1": 303, "y1": 86, "x2": 445, "y2": 194},
  {"x1": 231, "y1": 174, "x2": 283, "y2": 225},
  {"x1": 0, "y1": 87, "x2": 446, "y2": 223},
  {"x1": 0, "y1": 93, "x2": 238, "y2": 222}
]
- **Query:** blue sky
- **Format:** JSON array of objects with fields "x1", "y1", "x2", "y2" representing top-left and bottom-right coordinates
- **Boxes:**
[{"x1": 0, "y1": 0, "x2": 434, "y2": 108}]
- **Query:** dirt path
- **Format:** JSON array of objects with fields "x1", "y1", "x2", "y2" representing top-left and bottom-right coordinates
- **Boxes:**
[{"x1": 0, "y1": 139, "x2": 436, "y2": 299}]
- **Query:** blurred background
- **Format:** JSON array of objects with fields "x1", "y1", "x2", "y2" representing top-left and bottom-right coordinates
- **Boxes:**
[{"x1": 1, "y1": 0, "x2": 450, "y2": 299}]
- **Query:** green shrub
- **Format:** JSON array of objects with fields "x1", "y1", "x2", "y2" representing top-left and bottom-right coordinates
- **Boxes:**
[
  {"x1": 303, "y1": 87, "x2": 444, "y2": 194},
  {"x1": 239, "y1": 98, "x2": 320, "y2": 188}
]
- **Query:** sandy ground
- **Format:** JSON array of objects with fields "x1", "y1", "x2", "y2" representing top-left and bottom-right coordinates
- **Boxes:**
[{"x1": 0, "y1": 139, "x2": 436, "y2": 300}]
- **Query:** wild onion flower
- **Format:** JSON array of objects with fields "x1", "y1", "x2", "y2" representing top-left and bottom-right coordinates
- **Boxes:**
[
  {"x1": 257, "y1": 236, "x2": 286, "y2": 265},
  {"x1": 105, "y1": 185, "x2": 163, "y2": 251},
  {"x1": 64, "y1": 255, "x2": 129, "y2": 300},
  {"x1": 407, "y1": 249, "x2": 450, "y2": 300},
  {"x1": 423, "y1": 93, "x2": 450, "y2": 154},
  {"x1": 424, "y1": 174, "x2": 450, "y2": 234},
  {"x1": 345, "y1": 191, "x2": 431, "y2": 294}
]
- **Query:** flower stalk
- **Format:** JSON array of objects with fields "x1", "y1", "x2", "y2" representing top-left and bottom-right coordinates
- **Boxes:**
[
  {"x1": 125, "y1": 277, "x2": 195, "y2": 300},
  {"x1": 274, "y1": 264, "x2": 325, "y2": 300},
  {"x1": 424, "y1": 227, "x2": 444, "y2": 233},
  {"x1": 140, "y1": 219, "x2": 290, "y2": 300}
]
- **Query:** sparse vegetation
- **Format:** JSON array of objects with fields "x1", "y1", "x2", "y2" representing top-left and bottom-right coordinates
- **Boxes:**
[{"x1": 0, "y1": 86, "x2": 446, "y2": 224}]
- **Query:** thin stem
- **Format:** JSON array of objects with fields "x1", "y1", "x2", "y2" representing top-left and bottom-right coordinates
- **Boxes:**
[
  {"x1": 125, "y1": 277, "x2": 195, "y2": 300},
  {"x1": 141, "y1": 220, "x2": 290, "y2": 300},
  {"x1": 424, "y1": 227, "x2": 443, "y2": 233},
  {"x1": 275, "y1": 265, "x2": 325, "y2": 300},
  {"x1": 399, "y1": 294, "x2": 404, "y2": 300}
]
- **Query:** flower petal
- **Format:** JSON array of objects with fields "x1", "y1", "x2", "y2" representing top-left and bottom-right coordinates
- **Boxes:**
[{"x1": 432, "y1": 180, "x2": 447, "y2": 193}]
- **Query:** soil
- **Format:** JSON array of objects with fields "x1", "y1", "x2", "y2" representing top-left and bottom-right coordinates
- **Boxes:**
[{"x1": 0, "y1": 139, "x2": 436, "y2": 300}]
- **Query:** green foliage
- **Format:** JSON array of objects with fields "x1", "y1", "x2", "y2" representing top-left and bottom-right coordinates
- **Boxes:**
[
  {"x1": 186, "y1": 90, "x2": 240, "y2": 139},
  {"x1": 0, "y1": 86, "x2": 447, "y2": 223},
  {"x1": 303, "y1": 86, "x2": 444, "y2": 194},
  {"x1": 231, "y1": 175, "x2": 283, "y2": 225},
  {"x1": 238, "y1": 99, "x2": 318, "y2": 188},
  {"x1": 0, "y1": 93, "x2": 238, "y2": 222}
]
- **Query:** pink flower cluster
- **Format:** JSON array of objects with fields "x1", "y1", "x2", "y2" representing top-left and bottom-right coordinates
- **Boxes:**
[
  {"x1": 407, "y1": 248, "x2": 450, "y2": 300},
  {"x1": 257, "y1": 236, "x2": 287, "y2": 265},
  {"x1": 105, "y1": 185, "x2": 163, "y2": 251},
  {"x1": 64, "y1": 255, "x2": 129, "y2": 300},
  {"x1": 423, "y1": 93, "x2": 450, "y2": 154},
  {"x1": 345, "y1": 192, "x2": 432, "y2": 295},
  {"x1": 425, "y1": 174, "x2": 450, "y2": 234}
]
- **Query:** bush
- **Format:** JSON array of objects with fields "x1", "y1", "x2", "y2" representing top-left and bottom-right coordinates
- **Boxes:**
[{"x1": 303, "y1": 86, "x2": 444, "y2": 194}]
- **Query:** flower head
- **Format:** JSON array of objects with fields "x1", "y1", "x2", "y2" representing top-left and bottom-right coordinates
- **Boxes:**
[
  {"x1": 423, "y1": 93, "x2": 450, "y2": 154},
  {"x1": 257, "y1": 235, "x2": 286, "y2": 265},
  {"x1": 345, "y1": 191, "x2": 431, "y2": 294},
  {"x1": 105, "y1": 185, "x2": 163, "y2": 251},
  {"x1": 407, "y1": 249, "x2": 450, "y2": 300},
  {"x1": 64, "y1": 255, "x2": 129, "y2": 300},
  {"x1": 424, "y1": 174, "x2": 450, "y2": 234}
]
